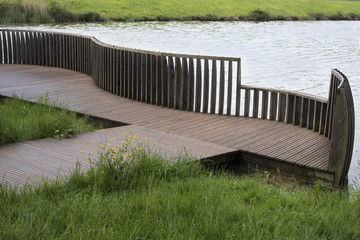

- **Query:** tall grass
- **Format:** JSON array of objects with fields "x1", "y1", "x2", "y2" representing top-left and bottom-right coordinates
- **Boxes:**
[
  {"x1": 0, "y1": 135, "x2": 359, "y2": 239},
  {"x1": 0, "y1": 94, "x2": 98, "y2": 144},
  {"x1": 0, "y1": 0, "x2": 360, "y2": 23},
  {"x1": 0, "y1": 0, "x2": 105, "y2": 23}
]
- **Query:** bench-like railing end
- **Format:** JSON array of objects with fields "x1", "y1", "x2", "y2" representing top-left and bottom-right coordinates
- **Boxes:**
[{"x1": 327, "y1": 69, "x2": 355, "y2": 187}]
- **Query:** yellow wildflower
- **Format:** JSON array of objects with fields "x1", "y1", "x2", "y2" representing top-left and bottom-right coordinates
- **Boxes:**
[
  {"x1": 101, "y1": 171, "x2": 104, "y2": 174},
  {"x1": 122, "y1": 154, "x2": 125, "y2": 157},
  {"x1": 89, "y1": 143, "x2": 92, "y2": 146},
  {"x1": 87, "y1": 160, "x2": 90, "y2": 163},
  {"x1": 80, "y1": 150, "x2": 82, "y2": 153},
  {"x1": 122, "y1": 160, "x2": 125, "y2": 164},
  {"x1": 115, "y1": 166, "x2": 117, "y2": 169},
  {"x1": 109, "y1": 139, "x2": 112, "y2": 142}
]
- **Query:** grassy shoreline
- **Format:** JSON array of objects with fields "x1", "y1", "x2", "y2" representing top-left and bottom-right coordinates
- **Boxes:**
[
  {"x1": 0, "y1": 0, "x2": 360, "y2": 23},
  {"x1": 1, "y1": 138, "x2": 359, "y2": 239}
]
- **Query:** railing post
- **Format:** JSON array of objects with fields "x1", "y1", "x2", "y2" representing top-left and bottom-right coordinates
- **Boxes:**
[{"x1": 327, "y1": 70, "x2": 355, "y2": 187}]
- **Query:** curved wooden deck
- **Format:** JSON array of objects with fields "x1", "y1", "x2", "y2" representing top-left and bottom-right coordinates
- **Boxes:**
[
  {"x1": 0, "y1": 29, "x2": 354, "y2": 187},
  {"x1": 0, "y1": 64, "x2": 333, "y2": 186}
]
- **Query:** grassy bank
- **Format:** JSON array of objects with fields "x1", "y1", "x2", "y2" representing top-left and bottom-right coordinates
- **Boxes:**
[
  {"x1": 0, "y1": 94, "x2": 99, "y2": 144},
  {"x1": 1, "y1": 135, "x2": 360, "y2": 239},
  {"x1": 1, "y1": 0, "x2": 360, "y2": 23}
]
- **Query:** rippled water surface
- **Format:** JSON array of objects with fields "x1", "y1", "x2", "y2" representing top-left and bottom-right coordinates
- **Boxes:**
[{"x1": 2, "y1": 21, "x2": 360, "y2": 183}]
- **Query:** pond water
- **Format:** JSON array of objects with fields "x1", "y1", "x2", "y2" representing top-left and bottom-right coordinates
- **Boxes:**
[{"x1": 1, "y1": 21, "x2": 359, "y2": 184}]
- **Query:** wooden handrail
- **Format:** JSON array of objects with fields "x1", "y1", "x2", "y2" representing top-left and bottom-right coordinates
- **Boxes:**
[{"x1": 326, "y1": 69, "x2": 355, "y2": 186}]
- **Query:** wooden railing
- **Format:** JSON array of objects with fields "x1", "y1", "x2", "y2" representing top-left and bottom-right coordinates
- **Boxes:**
[
  {"x1": 326, "y1": 69, "x2": 355, "y2": 186},
  {"x1": 0, "y1": 29, "x2": 241, "y2": 115},
  {"x1": 238, "y1": 85, "x2": 328, "y2": 133},
  {"x1": 0, "y1": 29, "x2": 355, "y2": 186}
]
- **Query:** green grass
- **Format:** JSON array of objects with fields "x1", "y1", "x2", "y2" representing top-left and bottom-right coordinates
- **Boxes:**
[
  {"x1": 0, "y1": 94, "x2": 99, "y2": 144},
  {"x1": 1, "y1": 135, "x2": 359, "y2": 239},
  {"x1": 58, "y1": 0, "x2": 360, "y2": 21},
  {"x1": 1, "y1": 0, "x2": 360, "y2": 23}
]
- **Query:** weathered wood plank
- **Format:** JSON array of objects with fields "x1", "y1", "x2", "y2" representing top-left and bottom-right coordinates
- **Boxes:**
[
  {"x1": 210, "y1": 59, "x2": 217, "y2": 114},
  {"x1": 167, "y1": 56, "x2": 175, "y2": 108},
  {"x1": 261, "y1": 91, "x2": 269, "y2": 119},
  {"x1": 236, "y1": 60, "x2": 241, "y2": 116},
  {"x1": 218, "y1": 60, "x2": 225, "y2": 114},
  {"x1": 252, "y1": 89, "x2": 259, "y2": 118},
  {"x1": 187, "y1": 58, "x2": 194, "y2": 111},
  {"x1": 174, "y1": 57, "x2": 182, "y2": 109},
  {"x1": 244, "y1": 89, "x2": 250, "y2": 117},
  {"x1": 181, "y1": 57, "x2": 188, "y2": 111},
  {"x1": 202, "y1": 59, "x2": 209, "y2": 113},
  {"x1": 195, "y1": 58, "x2": 202, "y2": 112},
  {"x1": 227, "y1": 61, "x2": 233, "y2": 115},
  {"x1": 277, "y1": 93, "x2": 286, "y2": 122}
]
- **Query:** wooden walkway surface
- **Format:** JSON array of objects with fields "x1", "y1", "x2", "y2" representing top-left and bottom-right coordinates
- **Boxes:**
[{"x1": 0, "y1": 65, "x2": 333, "y2": 186}]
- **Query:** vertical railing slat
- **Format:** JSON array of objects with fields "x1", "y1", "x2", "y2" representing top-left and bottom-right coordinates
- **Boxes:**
[
  {"x1": 307, "y1": 100, "x2": 315, "y2": 130},
  {"x1": 187, "y1": 58, "x2": 194, "y2": 111},
  {"x1": 181, "y1": 57, "x2": 188, "y2": 110},
  {"x1": 269, "y1": 92, "x2": 278, "y2": 121},
  {"x1": 218, "y1": 60, "x2": 225, "y2": 115},
  {"x1": 252, "y1": 89, "x2": 259, "y2": 118},
  {"x1": 244, "y1": 89, "x2": 250, "y2": 117},
  {"x1": 167, "y1": 56, "x2": 175, "y2": 108},
  {"x1": 293, "y1": 96, "x2": 302, "y2": 125},
  {"x1": 236, "y1": 60, "x2": 241, "y2": 116},
  {"x1": 210, "y1": 59, "x2": 217, "y2": 114},
  {"x1": 0, "y1": 31, "x2": 3, "y2": 64},
  {"x1": 161, "y1": 56, "x2": 169, "y2": 107},
  {"x1": 277, "y1": 93, "x2": 286, "y2": 122},
  {"x1": 300, "y1": 98, "x2": 309, "y2": 127},
  {"x1": 195, "y1": 58, "x2": 202, "y2": 112},
  {"x1": 3, "y1": 31, "x2": 8, "y2": 64},
  {"x1": 151, "y1": 55, "x2": 157, "y2": 104},
  {"x1": 202, "y1": 59, "x2": 209, "y2": 113},
  {"x1": 313, "y1": 101, "x2": 321, "y2": 132},
  {"x1": 156, "y1": 55, "x2": 161, "y2": 105},
  {"x1": 12, "y1": 31, "x2": 17, "y2": 64},
  {"x1": 227, "y1": 61, "x2": 233, "y2": 115},
  {"x1": 7, "y1": 31, "x2": 12, "y2": 64},
  {"x1": 174, "y1": 57, "x2": 182, "y2": 109},
  {"x1": 261, "y1": 91, "x2": 269, "y2": 119}
]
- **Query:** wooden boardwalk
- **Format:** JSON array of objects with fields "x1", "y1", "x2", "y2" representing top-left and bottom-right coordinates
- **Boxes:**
[{"x1": 0, "y1": 64, "x2": 335, "y2": 186}]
